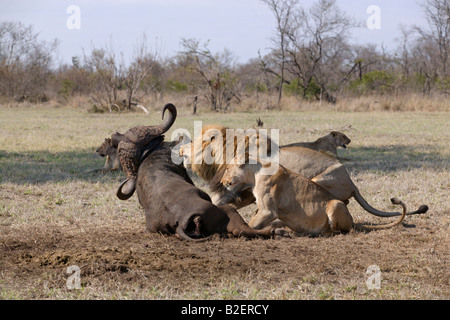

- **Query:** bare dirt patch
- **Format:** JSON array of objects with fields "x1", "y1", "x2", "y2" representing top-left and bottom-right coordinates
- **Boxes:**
[{"x1": 1, "y1": 215, "x2": 447, "y2": 299}]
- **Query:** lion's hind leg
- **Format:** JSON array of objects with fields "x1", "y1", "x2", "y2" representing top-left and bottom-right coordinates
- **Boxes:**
[{"x1": 326, "y1": 200, "x2": 353, "y2": 234}]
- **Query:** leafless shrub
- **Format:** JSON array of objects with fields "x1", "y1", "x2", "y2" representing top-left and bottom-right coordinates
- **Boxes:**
[
  {"x1": 178, "y1": 38, "x2": 241, "y2": 111},
  {"x1": 82, "y1": 35, "x2": 157, "y2": 112},
  {"x1": 0, "y1": 21, "x2": 58, "y2": 99}
]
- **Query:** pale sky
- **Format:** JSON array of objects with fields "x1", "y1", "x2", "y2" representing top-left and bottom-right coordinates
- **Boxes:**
[{"x1": 0, "y1": 0, "x2": 428, "y2": 65}]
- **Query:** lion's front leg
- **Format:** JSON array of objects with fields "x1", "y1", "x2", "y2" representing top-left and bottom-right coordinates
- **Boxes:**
[
  {"x1": 104, "y1": 155, "x2": 113, "y2": 170},
  {"x1": 249, "y1": 188, "x2": 279, "y2": 230}
]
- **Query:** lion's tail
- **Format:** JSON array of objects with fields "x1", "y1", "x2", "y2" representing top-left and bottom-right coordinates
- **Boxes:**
[
  {"x1": 353, "y1": 189, "x2": 428, "y2": 217},
  {"x1": 356, "y1": 198, "x2": 406, "y2": 231}
]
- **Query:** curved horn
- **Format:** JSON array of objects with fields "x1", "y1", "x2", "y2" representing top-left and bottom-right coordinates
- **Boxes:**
[
  {"x1": 157, "y1": 103, "x2": 177, "y2": 135},
  {"x1": 116, "y1": 178, "x2": 135, "y2": 200}
]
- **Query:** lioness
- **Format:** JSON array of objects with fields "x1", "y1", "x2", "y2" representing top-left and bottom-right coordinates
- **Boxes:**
[
  {"x1": 179, "y1": 124, "x2": 428, "y2": 218},
  {"x1": 282, "y1": 131, "x2": 351, "y2": 161},
  {"x1": 96, "y1": 138, "x2": 122, "y2": 171},
  {"x1": 221, "y1": 159, "x2": 407, "y2": 235}
]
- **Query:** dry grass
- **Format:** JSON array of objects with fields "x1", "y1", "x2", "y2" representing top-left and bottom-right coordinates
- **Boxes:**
[
  {"x1": 235, "y1": 92, "x2": 450, "y2": 112},
  {"x1": 0, "y1": 102, "x2": 448, "y2": 300},
  {"x1": 5, "y1": 91, "x2": 448, "y2": 113}
]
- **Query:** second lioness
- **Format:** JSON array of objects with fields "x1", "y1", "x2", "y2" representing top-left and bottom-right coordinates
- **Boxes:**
[
  {"x1": 282, "y1": 131, "x2": 351, "y2": 160},
  {"x1": 221, "y1": 159, "x2": 407, "y2": 235}
]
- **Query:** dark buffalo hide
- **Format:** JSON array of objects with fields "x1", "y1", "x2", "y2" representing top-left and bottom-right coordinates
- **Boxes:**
[{"x1": 136, "y1": 145, "x2": 272, "y2": 241}]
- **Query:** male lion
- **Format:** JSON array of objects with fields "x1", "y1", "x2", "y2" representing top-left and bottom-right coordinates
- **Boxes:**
[
  {"x1": 179, "y1": 124, "x2": 428, "y2": 218},
  {"x1": 221, "y1": 159, "x2": 407, "y2": 235},
  {"x1": 179, "y1": 124, "x2": 274, "y2": 208},
  {"x1": 282, "y1": 131, "x2": 351, "y2": 161}
]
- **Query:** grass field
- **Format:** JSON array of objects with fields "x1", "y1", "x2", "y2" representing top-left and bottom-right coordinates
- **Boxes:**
[{"x1": 0, "y1": 104, "x2": 448, "y2": 300}]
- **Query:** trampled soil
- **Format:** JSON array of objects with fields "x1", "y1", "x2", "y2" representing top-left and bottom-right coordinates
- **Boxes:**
[{"x1": 1, "y1": 213, "x2": 447, "y2": 299}]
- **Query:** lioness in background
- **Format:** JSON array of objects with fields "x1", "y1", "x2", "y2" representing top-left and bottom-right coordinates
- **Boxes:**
[
  {"x1": 96, "y1": 138, "x2": 122, "y2": 171},
  {"x1": 282, "y1": 131, "x2": 351, "y2": 161}
]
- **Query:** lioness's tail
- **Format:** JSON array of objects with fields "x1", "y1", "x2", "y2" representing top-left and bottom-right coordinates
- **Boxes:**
[
  {"x1": 353, "y1": 189, "x2": 428, "y2": 217},
  {"x1": 357, "y1": 198, "x2": 407, "y2": 231}
]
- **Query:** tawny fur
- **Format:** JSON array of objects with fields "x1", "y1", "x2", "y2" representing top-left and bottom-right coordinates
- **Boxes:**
[
  {"x1": 96, "y1": 138, "x2": 122, "y2": 171},
  {"x1": 282, "y1": 131, "x2": 351, "y2": 160},
  {"x1": 180, "y1": 124, "x2": 428, "y2": 218},
  {"x1": 221, "y1": 160, "x2": 407, "y2": 235}
]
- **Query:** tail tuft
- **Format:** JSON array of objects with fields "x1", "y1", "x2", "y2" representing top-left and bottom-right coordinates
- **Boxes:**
[{"x1": 416, "y1": 205, "x2": 429, "y2": 214}]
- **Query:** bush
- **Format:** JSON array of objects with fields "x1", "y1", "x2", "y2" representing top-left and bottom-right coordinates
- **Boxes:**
[
  {"x1": 166, "y1": 79, "x2": 188, "y2": 92},
  {"x1": 349, "y1": 70, "x2": 395, "y2": 95},
  {"x1": 57, "y1": 79, "x2": 75, "y2": 101},
  {"x1": 284, "y1": 78, "x2": 321, "y2": 101}
]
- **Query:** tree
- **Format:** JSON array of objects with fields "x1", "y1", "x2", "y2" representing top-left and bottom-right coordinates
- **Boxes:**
[
  {"x1": 83, "y1": 34, "x2": 157, "y2": 112},
  {"x1": 284, "y1": 0, "x2": 358, "y2": 103},
  {"x1": 83, "y1": 41, "x2": 123, "y2": 112},
  {"x1": 179, "y1": 38, "x2": 240, "y2": 111},
  {"x1": 260, "y1": 0, "x2": 358, "y2": 103},
  {"x1": 398, "y1": 0, "x2": 450, "y2": 94},
  {"x1": 421, "y1": 0, "x2": 450, "y2": 76},
  {"x1": 122, "y1": 34, "x2": 158, "y2": 111},
  {"x1": 0, "y1": 21, "x2": 59, "y2": 99},
  {"x1": 261, "y1": 0, "x2": 298, "y2": 107}
]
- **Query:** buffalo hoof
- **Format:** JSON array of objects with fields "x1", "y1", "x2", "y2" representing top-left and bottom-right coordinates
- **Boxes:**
[{"x1": 116, "y1": 178, "x2": 136, "y2": 200}]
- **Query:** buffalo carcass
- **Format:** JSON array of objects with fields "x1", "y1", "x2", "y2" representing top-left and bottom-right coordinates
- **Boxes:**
[
  {"x1": 136, "y1": 139, "x2": 272, "y2": 240},
  {"x1": 110, "y1": 104, "x2": 272, "y2": 241},
  {"x1": 135, "y1": 139, "x2": 273, "y2": 241}
]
